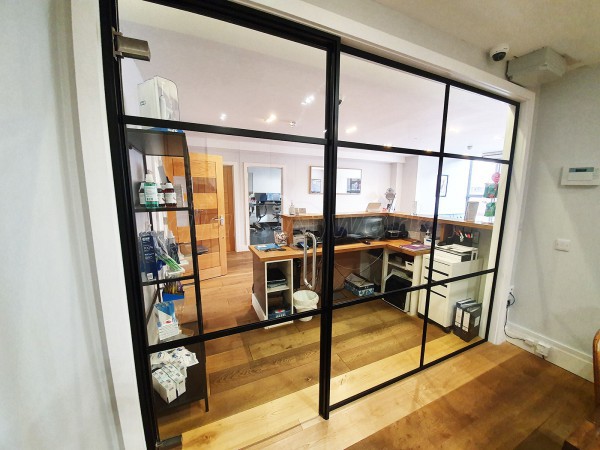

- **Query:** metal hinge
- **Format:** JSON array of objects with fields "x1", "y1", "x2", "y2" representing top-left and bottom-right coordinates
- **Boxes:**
[
  {"x1": 156, "y1": 435, "x2": 182, "y2": 449},
  {"x1": 112, "y1": 27, "x2": 151, "y2": 61}
]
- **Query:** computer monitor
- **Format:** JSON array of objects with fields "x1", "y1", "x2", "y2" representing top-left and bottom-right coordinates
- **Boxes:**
[{"x1": 351, "y1": 217, "x2": 384, "y2": 239}]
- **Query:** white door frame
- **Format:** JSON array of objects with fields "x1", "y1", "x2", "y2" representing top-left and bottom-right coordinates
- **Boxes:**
[
  {"x1": 243, "y1": 162, "x2": 286, "y2": 249},
  {"x1": 223, "y1": 161, "x2": 248, "y2": 252}
]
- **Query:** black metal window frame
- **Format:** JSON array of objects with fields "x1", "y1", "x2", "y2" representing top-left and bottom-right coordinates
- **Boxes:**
[{"x1": 99, "y1": 0, "x2": 520, "y2": 446}]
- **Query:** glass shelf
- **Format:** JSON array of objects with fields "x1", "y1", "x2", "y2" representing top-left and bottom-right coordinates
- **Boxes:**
[
  {"x1": 127, "y1": 128, "x2": 186, "y2": 157},
  {"x1": 141, "y1": 274, "x2": 195, "y2": 287}
]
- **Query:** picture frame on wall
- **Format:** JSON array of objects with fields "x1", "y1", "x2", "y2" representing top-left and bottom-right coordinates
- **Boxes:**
[
  {"x1": 347, "y1": 178, "x2": 361, "y2": 194},
  {"x1": 440, "y1": 175, "x2": 448, "y2": 197},
  {"x1": 310, "y1": 179, "x2": 322, "y2": 194}
]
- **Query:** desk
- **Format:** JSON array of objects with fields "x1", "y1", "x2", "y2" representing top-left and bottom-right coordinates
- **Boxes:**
[{"x1": 249, "y1": 240, "x2": 429, "y2": 322}]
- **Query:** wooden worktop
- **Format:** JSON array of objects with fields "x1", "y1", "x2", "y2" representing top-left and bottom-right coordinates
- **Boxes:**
[{"x1": 248, "y1": 239, "x2": 429, "y2": 262}]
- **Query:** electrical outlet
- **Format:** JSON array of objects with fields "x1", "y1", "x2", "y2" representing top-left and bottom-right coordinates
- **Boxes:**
[{"x1": 535, "y1": 342, "x2": 551, "y2": 357}]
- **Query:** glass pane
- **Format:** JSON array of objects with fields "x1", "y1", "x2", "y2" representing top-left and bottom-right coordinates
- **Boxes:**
[
  {"x1": 181, "y1": 132, "x2": 324, "y2": 333},
  {"x1": 330, "y1": 149, "x2": 438, "y2": 311},
  {"x1": 119, "y1": 2, "x2": 326, "y2": 137},
  {"x1": 155, "y1": 320, "x2": 320, "y2": 445},
  {"x1": 339, "y1": 53, "x2": 446, "y2": 150},
  {"x1": 146, "y1": 282, "x2": 200, "y2": 345},
  {"x1": 330, "y1": 298, "x2": 425, "y2": 405},
  {"x1": 422, "y1": 273, "x2": 492, "y2": 364},
  {"x1": 418, "y1": 159, "x2": 508, "y2": 282},
  {"x1": 444, "y1": 87, "x2": 516, "y2": 159}
]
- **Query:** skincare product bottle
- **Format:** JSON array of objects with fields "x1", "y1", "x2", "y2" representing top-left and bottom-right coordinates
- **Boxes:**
[
  {"x1": 289, "y1": 201, "x2": 295, "y2": 215},
  {"x1": 166, "y1": 230, "x2": 180, "y2": 263},
  {"x1": 164, "y1": 178, "x2": 176, "y2": 207},
  {"x1": 140, "y1": 228, "x2": 158, "y2": 281},
  {"x1": 157, "y1": 183, "x2": 165, "y2": 206},
  {"x1": 144, "y1": 172, "x2": 159, "y2": 208},
  {"x1": 138, "y1": 183, "x2": 145, "y2": 207}
]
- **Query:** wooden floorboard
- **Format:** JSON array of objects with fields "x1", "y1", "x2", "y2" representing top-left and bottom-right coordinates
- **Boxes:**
[{"x1": 156, "y1": 252, "x2": 592, "y2": 449}]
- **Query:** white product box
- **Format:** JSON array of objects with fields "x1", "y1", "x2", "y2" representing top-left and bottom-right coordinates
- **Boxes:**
[
  {"x1": 162, "y1": 363, "x2": 187, "y2": 396},
  {"x1": 138, "y1": 76, "x2": 180, "y2": 121},
  {"x1": 152, "y1": 368, "x2": 177, "y2": 403}
]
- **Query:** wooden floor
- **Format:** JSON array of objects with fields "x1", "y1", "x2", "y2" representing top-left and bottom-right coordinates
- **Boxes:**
[
  {"x1": 156, "y1": 253, "x2": 593, "y2": 449},
  {"x1": 158, "y1": 252, "x2": 478, "y2": 443}
]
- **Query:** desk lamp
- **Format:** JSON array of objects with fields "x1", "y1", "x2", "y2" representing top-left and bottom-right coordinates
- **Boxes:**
[{"x1": 385, "y1": 188, "x2": 396, "y2": 212}]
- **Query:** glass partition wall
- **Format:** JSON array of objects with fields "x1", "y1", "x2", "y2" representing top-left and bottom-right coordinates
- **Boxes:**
[{"x1": 101, "y1": 0, "x2": 519, "y2": 446}]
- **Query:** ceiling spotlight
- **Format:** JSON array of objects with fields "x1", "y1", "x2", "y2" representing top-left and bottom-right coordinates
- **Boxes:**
[
  {"x1": 345, "y1": 125, "x2": 357, "y2": 134},
  {"x1": 220, "y1": 113, "x2": 227, "y2": 121},
  {"x1": 265, "y1": 114, "x2": 277, "y2": 124},
  {"x1": 289, "y1": 121, "x2": 297, "y2": 127},
  {"x1": 384, "y1": 143, "x2": 392, "y2": 148},
  {"x1": 301, "y1": 95, "x2": 315, "y2": 105}
]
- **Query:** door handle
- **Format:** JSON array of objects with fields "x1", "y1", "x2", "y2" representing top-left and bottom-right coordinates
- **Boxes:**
[
  {"x1": 303, "y1": 231, "x2": 317, "y2": 290},
  {"x1": 211, "y1": 216, "x2": 225, "y2": 226}
]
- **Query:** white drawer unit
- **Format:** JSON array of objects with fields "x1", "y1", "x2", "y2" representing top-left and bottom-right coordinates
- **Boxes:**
[{"x1": 417, "y1": 254, "x2": 482, "y2": 330}]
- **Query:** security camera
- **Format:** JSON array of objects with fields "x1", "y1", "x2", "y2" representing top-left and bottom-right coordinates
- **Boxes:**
[{"x1": 490, "y1": 43, "x2": 509, "y2": 62}]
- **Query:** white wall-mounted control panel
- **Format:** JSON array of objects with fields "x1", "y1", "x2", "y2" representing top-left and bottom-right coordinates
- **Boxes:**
[{"x1": 560, "y1": 166, "x2": 600, "y2": 186}]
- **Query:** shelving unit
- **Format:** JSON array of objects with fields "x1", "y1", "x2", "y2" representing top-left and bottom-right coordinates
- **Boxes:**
[
  {"x1": 381, "y1": 252, "x2": 418, "y2": 312},
  {"x1": 126, "y1": 127, "x2": 208, "y2": 413},
  {"x1": 252, "y1": 258, "x2": 294, "y2": 325}
]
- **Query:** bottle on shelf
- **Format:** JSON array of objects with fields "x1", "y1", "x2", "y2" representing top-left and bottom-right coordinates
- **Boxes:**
[
  {"x1": 164, "y1": 177, "x2": 176, "y2": 208},
  {"x1": 144, "y1": 172, "x2": 159, "y2": 209},
  {"x1": 138, "y1": 183, "x2": 145, "y2": 207},
  {"x1": 289, "y1": 201, "x2": 295, "y2": 215},
  {"x1": 157, "y1": 182, "x2": 165, "y2": 206}
]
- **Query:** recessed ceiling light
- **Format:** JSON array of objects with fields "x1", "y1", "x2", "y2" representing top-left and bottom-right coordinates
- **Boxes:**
[
  {"x1": 289, "y1": 121, "x2": 296, "y2": 127},
  {"x1": 265, "y1": 114, "x2": 277, "y2": 124},
  {"x1": 345, "y1": 125, "x2": 357, "y2": 134},
  {"x1": 220, "y1": 113, "x2": 227, "y2": 121},
  {"x1": 301, "y1": 95, "x2": 315, "y2": 105}
]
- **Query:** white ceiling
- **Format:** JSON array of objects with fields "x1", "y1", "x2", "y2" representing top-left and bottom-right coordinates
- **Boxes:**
[
  {"x1": 120, "y1": 0, "x2": 516, "y2": 160},
  {"x1": 374, "y1": 0, "x2": 600, "y2": 69}
]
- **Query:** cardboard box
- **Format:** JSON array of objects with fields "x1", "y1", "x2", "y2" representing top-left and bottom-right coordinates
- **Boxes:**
[
  {"x1": 162, "y1": 363, "x2": 186, "y2": 396},
  {"x1": 152, "y1": 368, "x2": 177, "y2": 403},
  {"x1": 344, "y1": 273, "x2": 375, "y2": 297}
]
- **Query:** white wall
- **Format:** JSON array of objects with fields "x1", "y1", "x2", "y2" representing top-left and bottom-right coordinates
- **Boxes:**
[
  {"x1": 0, "y1": 1, "x2": 123, "y2": 448},
  {"x1": 248, "y1": 166, "x2": 282, "y2": 193},
  {"x1": 303, "y1": 0, "x2": 505, "y2": 79},
  {"x1": 410, "y1": 156, "x2": 474, "y2": 217},
  {"x1": 509, "y1": 64, "x2": 600, "y2": 379}
]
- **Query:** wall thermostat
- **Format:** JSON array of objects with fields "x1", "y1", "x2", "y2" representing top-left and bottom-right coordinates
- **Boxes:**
[{"x1": 560, "y1": 166, "x2": 600, "y2": 186}]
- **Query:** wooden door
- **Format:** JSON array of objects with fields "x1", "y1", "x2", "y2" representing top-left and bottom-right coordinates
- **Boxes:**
[
  {"x1": 223, "y1": 165, "x2": 236, "y2": 252},
  {"x1": 165, "y1": 153, "x2": 228, "y2": 280}
]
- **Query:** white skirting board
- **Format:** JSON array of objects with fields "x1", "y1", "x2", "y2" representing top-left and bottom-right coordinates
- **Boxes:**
[{"x1": 505, "y1": 322, "x2": 593, "y2": 382}]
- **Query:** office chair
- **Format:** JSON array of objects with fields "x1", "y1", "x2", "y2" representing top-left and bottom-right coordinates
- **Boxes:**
[{"x1": 272, "y1": 204, "x2": 281, "y2": 222}]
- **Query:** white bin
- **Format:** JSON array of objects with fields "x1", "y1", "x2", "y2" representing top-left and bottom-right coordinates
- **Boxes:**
[{"x1": 293, "y1": 290, "x2": 319, "y2": 321}]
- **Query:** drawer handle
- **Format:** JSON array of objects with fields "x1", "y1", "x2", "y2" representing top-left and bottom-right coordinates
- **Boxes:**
[{"x1": 424, "y1": 266, "x2": 449, "y2": 277}]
